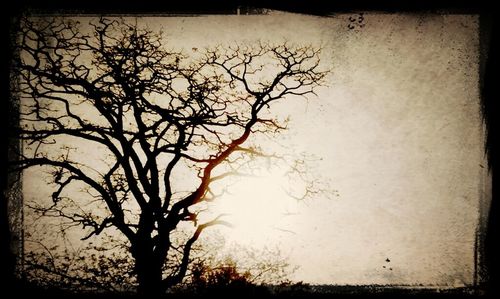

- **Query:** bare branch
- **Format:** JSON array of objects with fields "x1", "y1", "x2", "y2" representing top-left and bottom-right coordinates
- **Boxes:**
[{"x1": 163, "y1": 215, "x2": 232, "y2": 289}]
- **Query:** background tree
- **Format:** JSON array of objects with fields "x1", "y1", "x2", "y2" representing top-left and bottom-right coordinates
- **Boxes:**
[{"x1": 10, "y1": 16, "x2": 328, "y2": 296}]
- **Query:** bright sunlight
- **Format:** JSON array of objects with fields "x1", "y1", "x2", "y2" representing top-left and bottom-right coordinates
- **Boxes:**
[{"x1": 210, "y1": 163, "x2": 301, "y2": 246}]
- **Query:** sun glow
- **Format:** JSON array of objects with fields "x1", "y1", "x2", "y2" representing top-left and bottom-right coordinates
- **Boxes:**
[{"x1": 210, "y1": 165, "x2": 301, "y2": 246}]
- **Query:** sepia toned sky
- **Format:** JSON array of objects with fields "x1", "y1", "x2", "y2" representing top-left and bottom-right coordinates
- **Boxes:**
[{"x1": 23, "y1": 12, "x2": 489, "y2": 287}]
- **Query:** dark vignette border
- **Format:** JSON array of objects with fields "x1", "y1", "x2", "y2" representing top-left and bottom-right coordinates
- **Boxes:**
[{"x1": 1, "y1": 1, "x2": 497, "y2": 298}]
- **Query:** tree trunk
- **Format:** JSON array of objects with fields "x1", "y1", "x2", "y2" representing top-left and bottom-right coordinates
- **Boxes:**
[
  {"x1": 135, "y1": 251, "x2": 164, "y2": 297},
  {"x1": 133, "y1": 233, "x2": 164, "y2": 297}
]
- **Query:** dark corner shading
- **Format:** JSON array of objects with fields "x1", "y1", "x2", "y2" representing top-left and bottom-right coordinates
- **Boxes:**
[{"x1": 2, "y1": 1, "x2": 499, "y2": 299}]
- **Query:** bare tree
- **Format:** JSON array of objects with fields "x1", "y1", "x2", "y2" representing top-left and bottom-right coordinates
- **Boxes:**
[{"x1": 10, "y1": 16, "x2": 328, "y2": 296}]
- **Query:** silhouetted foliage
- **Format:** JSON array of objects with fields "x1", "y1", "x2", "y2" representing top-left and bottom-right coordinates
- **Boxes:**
[
  {"x1": 9, "y1": 16, "x2": 328, "y2": 296},
  {"x1": 23, "y1": 227, "x2": 296, "y2": 295}
]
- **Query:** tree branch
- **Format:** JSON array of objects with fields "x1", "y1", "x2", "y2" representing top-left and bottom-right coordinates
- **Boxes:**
[{"x1": 162, "y1": 215, "x2": 232, "y2": 289}]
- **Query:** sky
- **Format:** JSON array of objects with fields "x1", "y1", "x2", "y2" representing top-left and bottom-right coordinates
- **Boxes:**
[{"x1": 22, "y1": 12, "x2": 488, "y2": 287}]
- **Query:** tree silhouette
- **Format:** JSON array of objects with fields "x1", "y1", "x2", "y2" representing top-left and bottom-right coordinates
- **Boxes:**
[{"x1": 10, "y1": 17, "x2": 328, "y2": 296}]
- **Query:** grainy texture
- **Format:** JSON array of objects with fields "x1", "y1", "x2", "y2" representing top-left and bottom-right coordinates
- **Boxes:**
[{"x1": 18, "y1": 12, "x2": 488, "y2": 288}]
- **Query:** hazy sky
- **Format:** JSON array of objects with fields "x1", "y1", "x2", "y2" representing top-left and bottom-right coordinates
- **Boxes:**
[{"x1": 23, "y1": 12, "x2": 488, "y2": 287}]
